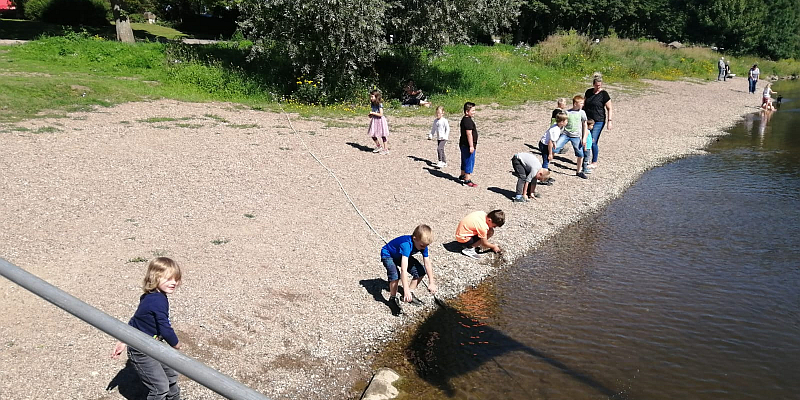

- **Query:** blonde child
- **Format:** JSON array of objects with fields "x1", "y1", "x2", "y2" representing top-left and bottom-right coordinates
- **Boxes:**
[
  {"x1": 368, "y1": 89, "x2": 390, "y2": 154},
  {"x1": 429, "y1": 106, "x2": 450, "y2": 168},
  {"x1": 762, "y1": 83, "x2": 777, "y2": 110},
  {"x1": 539, "y1": 112, "x2": 567, "y2": 170},
  {"x1": 380, "y1": 225, "x2": 437, "y2": 314},
  {"x1": 111, "y1": 257, "x2": 183, "y2": 400},
  {"x1": 550, "y1": 98, "x2": 567, "y2": 125}
]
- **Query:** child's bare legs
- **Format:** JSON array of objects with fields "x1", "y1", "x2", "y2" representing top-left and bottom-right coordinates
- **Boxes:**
[
  {"x1": 576, "y1": 156, "x2": 584, "y2": 173},
  {"x1": 372, "y1": 136, "x2": 382, "y2": 150}
]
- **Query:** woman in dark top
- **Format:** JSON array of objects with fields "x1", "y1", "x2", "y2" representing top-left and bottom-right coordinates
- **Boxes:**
[{"x1": 583, "y1": 73, "x2": 612, "y2": 168}]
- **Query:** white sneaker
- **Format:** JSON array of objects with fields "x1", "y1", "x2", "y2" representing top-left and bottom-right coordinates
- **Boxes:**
[
  {"x1": 427, "y1": 134, "x2": 433, "y2": 140},
  {"x1": 372, "y1": 147, "x2": 382, "y2": 153},
  {"x1": 435, "y1": 161, "x2": 444, "y2": 168},
  {"x1": 441, "y1": 162, "x2": 447, "y2": 168},
  {"x1": 461, "y1": 247, "x2": 481, "y2": 259}
]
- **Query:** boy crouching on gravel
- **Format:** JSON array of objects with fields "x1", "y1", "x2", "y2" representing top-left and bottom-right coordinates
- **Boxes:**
[
  {"x1": 511, "y1": 152, "x2": 550, "y2": 202},
  {"x1": 455, "y1": 210, "x2": 505, "y2": 259},
  {"x1": 381, "y1": 225, "x2": 437, "y2": 313}
]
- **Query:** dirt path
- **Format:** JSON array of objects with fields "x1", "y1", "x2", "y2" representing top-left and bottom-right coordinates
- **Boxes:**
[{"x1": 0, "y1": 78, "x2": 760, "y2": 399}]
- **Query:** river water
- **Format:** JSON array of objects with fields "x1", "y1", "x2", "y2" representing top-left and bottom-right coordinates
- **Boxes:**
[{"x1": 383, "y1": 81, "x2": 800, "y2": 399}]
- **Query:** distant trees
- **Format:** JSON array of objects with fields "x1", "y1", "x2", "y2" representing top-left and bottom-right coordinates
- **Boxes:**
[{"x1": 514, "y1": 0, "x2": 800, "y2": 60}]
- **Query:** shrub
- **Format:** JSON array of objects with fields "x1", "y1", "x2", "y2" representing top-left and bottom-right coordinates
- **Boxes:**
[{"x1": 23, "y1": 0, "x2": 110, "y2": 27}]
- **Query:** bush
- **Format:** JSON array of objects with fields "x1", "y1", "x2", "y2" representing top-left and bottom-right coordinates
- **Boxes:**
[{"x1": 23, "y1": 0, "x2": 109, "y2": 27}]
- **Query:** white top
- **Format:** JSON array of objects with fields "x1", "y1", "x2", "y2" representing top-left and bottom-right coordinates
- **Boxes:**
[
  {"x1": 763, "y1": 86, "x2": 771, "y2": 98},
  {"x1": 540, "y1": 124, "x2": 563, "y2": 145},
  {"x1": 430, "y1": 117, "x2": 450, "y2": 140}
]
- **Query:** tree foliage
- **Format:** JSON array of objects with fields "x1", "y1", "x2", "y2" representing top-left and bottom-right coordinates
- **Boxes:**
[{"x1": 237, "y1": 0, "x2": 522, "y2": 100}]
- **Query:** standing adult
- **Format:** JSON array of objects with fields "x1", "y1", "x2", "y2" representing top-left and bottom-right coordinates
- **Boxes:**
[
  {"x1": 717, "y1": 57, "x2": 726, "y2": 81},
  {"x1": 583, "y1": 73, "x2": 612, "y2": 168},
  {"x1": 748, "y1": 64, "x2": 760, "y2": 94}
]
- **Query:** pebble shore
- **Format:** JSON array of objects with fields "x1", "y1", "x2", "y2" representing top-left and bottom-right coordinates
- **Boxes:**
[{"x1": 0, "y1": 78, "x2": 760, "y2": 399}]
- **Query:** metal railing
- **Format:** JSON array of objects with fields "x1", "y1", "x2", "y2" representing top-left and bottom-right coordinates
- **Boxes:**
[{"x1": 0, "y1": 257, "x2": 271, "y2": 400}]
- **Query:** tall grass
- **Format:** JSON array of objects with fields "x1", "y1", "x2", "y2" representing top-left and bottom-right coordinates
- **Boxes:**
[{"x1": 1, "y1": 30, "x2": 798, "y2": 122}]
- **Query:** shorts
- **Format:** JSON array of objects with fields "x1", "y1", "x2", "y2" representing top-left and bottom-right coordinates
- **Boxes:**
[
  {"x1": 460, "y1": 145, "x2": 477, "y2": 174},
  {"x1": 382, "y1": 256, "x2": 426, "y2": 282},
  {"x1": 457, "y1": 235, "x2": 481, "y2": 248}
]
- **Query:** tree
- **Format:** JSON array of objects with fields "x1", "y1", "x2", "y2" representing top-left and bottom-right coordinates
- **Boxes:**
[{"x1": 111, "y1": 0, "x2": 135, "y2": 43}]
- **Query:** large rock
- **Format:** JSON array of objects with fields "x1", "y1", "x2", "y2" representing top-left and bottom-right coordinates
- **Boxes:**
[{"x1": 668, "y1": 41, "x2": 684, "y2": 49}]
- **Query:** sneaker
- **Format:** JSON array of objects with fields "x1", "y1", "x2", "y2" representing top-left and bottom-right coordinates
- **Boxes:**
[
  {"x1": 410, "y1": 292, "x2": 425, "y2": 306},
  {"x1": 436, "y1": 161, "x2": 444, "y2": 168},
  {"x1": 529, "y1": 192, "x2": 542, "y2": 199},
  {"x1": 512, "y1": 196, "x2": 528, "y2": 203},
  {"x1": 583, "y1": 167, "x2": 592, "y2": 175},
  {"x1": 372, "y1": 147, "x2": 382, "y2": 153},
  {"x1": 380, "y1": 149, "x2": 390, "y2": 155},
  {"x1": 388, "y1": 296, "x2": 403, "y2": 315},
  {"x1": 427, "y1": 134, "x2": 433, "y2": 140},
  {"x1": 461, "y1": 247, "x2": 481, "y2": 259},
  {"x1": 465, "y1": 180, "x2": 478, "y2": 188},
  {"x1": 576, "y1": 172, "x2": 588, "y2": 179},
  {"x1": 441, "y1": 162, "x2": 447, "y2": 168}
]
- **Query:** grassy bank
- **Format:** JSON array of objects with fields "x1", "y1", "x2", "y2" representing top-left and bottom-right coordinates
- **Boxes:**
[{"x1": 1, "y1": 30, "x2": 799, "y2": 123}]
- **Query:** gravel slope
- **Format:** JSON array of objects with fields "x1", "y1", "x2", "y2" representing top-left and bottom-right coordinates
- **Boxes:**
[{"x1": 0, "y1": 78, "x2": 760, "y2": 400}]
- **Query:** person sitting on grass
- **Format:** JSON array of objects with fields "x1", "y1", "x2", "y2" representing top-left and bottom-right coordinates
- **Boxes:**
[
  {"x1": 380, "y1": 224, "x2": 437, "y2": 314},
  {"x1": 511, "y1": 152, "x2": 551, "y2": 202},
  {"x1": 455, "y1": 210, "x2": 505, "y2": 259},
  {"x1": 401, "y1": 80, "x2": 431, "y2": 107}
]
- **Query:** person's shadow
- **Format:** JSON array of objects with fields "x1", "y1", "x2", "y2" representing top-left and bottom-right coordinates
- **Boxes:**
[
  {"x1": 359, "y1": 278, "x2": 401, "y2": 316},
  {"x1": 407, "y1": 155, "x2": 435, "y2": 167},
  {"x1": 346, "y1": 142, "x2": 375, "y2": 153},
  {"x1": 407, "y1": 299, "x2": 624, "y2": 398},
  {"x1": 487, "y1": 186, "x2": 516, "y2": 200},
  {"x1": 106, "y1": 360, "x2": 148, "y2": 399}
]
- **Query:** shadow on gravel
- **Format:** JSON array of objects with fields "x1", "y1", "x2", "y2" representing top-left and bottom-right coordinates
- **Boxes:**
[
  {"x1": 407, "y1": 155, "x2": 435, "y2": 167},
  {"x1": 346, "y1": 142, "x2": 375, "y2": 153},
  {"x1": 106, "y1": 360, "x2": 148, "y2": 400},
  {"x1": 441, "y1": 241, "x2": 465, "y2": 254},
  {"x1": 423, "y1": 167, "x2": 461, "y2": 184},
  {"x1": 406, "y1": 297, "x2": 622, "y2": 398},
  {"x1": 487, "y1": 186, "x2": 516, "y2": 200},
  {"x1": 359, "y1": 278, "x2": 401, "y2": 316}
]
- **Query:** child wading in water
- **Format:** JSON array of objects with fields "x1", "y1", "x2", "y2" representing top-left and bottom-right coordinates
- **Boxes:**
[
  {"x1": 368, "y1": 90, "x2": 390, "y2": 154},
  {"x1": 111, "y1": 257, "x2": 183, "y2": 400},
  {"x1": 430, "y1": 106, "x2": 450, "y2": 168}
]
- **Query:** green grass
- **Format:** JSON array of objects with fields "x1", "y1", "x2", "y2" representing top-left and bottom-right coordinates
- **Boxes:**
[{"x1": 1, "y1": 29, "x2": 799, "y2": 122}]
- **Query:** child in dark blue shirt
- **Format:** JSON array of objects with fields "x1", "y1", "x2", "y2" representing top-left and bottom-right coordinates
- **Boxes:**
[
  {"x1": 111, "y1": 257, "x2": 183, "y2": 400},
  {"x1": 381, "y1": 225, "x2": 437, "y2": 313}
]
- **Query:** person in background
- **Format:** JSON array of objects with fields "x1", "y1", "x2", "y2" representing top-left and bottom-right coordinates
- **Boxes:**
[
  {"x1": 748, "y1": 64, "x2": 760, "y2": 94},
  {"x1": 429, "y1": 106, "x2": 450, "y2": 168},
  {"x1": 583, "y1": 73, "x2": 612, "y2": 169}
]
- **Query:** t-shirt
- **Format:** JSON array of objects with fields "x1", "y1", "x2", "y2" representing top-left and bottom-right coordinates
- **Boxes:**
[
  {"x1": 513, "y1": 152, "x2": 542, "y2": 182},
  {"x1": 459, "y1": 116, "x2": 478, "y2": 147},
  {"x1": 381, "y1": 235, "x2": 429, "y2": 259},
  {"x1": 430, "y1": 117, "x2": 450, "y2": 140},
  {"x1": 540, "y1": 124, "x2": 563, "y2": 145},
  {"x1": 763, "y1": 87, "x2": 771, "y2": 98},
  {"x1": 455, "y1": 211, "x2": 489, "y2": 243},
  {"x1": 564, "y1": 109, "x2": 587, "y2": 138},
  {"x1": 371, "y1": 103, "x2": 382, "y2": 116},
  {"x1": 752, "y1": 67, "x2": 760, "y2": 79},
  {"x1": 583, "y1": 88, "x2": 611, "y2": 122},
  {"x1": 128, "y1": 291, "x2": 179, "y2": 347}
]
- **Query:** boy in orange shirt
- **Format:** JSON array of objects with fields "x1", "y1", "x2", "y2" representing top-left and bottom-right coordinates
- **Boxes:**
[{"x1": 455, "y1": 210, "x2": 505, "y2": 259}]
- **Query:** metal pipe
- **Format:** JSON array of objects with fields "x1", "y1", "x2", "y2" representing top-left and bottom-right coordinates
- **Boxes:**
[{"x1": 0, "y1": 258, "x2": 271, "y2": 400}]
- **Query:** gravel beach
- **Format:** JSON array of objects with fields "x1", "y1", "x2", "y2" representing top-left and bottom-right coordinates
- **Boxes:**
[{"x1": 0, "y1": 78, "x2": 760, "y2": 399}]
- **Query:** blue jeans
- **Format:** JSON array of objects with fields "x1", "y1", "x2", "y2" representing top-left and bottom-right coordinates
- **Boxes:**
[
  {"x1": 749, "y1": 78, "x2": 757, "y2": 94},
  {"x1": 538, "y1": 141, "x2": 551, "y2": 169},
  {"x1": 382, "y1": 256, "x2": 426, "y2": 282},
  {"x1": 589, "y1": 121, "x2": 604, "y2": 163},
  {"x1": 553, "y1": 134, "x2": 584, "y2": 158}
]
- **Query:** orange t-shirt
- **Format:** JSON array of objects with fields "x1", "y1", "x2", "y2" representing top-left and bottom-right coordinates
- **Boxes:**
[{"x1": 455, "y1": 211, "x2": 489, "y2": 243}]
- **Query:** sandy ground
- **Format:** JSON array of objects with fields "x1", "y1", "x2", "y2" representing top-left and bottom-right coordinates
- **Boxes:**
[{"x1": 0, "y1": 78, "x2": 761, "y2": 400}]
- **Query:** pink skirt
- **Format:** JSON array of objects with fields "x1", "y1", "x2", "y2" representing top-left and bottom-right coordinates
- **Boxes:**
[{"x1": 368, "y1": 116, "x2": 389, "y2": 138}]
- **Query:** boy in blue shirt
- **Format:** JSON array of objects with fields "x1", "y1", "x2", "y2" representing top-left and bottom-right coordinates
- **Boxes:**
[{"x1": 381, "y1": 225, "x2": 437, "y2": 313}]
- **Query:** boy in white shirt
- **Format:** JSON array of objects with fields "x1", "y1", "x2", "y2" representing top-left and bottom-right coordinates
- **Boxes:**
[{"x1": 539, "y1": 112, "x2": 567, "y2": 170}]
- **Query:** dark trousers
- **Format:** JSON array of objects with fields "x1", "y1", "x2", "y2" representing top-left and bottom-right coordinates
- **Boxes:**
[{"x1": 128, "y1": 346, "x2": 181, "y2": 400}]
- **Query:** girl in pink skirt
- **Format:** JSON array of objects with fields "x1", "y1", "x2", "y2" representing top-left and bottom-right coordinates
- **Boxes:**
[{"x1": 368, "y1": 90, "x2": 390, "y2": 154}]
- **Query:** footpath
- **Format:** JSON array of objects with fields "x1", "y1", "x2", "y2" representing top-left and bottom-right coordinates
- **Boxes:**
[{"x1": 0, "y1": 78, "x2": 758, "y2": 399}]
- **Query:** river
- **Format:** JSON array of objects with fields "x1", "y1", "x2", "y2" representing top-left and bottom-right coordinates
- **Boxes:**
[{"x1": 377, "y1": 80, "x2": 800, "y2": 400}]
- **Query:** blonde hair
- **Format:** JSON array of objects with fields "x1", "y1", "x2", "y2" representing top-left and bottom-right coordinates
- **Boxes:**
[
  {"x1": 142, "y1": 257, "x2": 182, "y2": 293},
  {"x1": 412, "y1": 224, "x2": 433, "y2": 246},
  {"x1": 593, "y1": 72, "x2": 603, "y2": 84},
  {"x1": 555, "y1": 112, "x2": 568, "y2": 123},
  {"x1": 435, "y1": 105, "x2": 445, "y2": 114},
  {"x1": 556, "y1": 98, "x2": 567, "y2": 107},
  {"x1": 539, "y1": 168, "x2": 551, "y2": 181}
]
